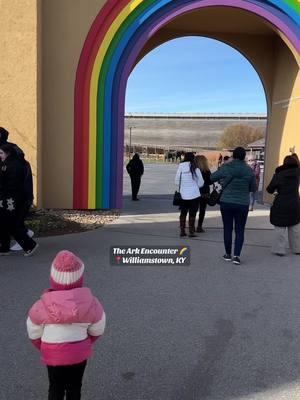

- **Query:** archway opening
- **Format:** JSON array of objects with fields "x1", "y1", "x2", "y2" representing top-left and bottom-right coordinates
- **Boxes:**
[{"x1": 123, "y1": 36, "x2": 268, "y2": 212}]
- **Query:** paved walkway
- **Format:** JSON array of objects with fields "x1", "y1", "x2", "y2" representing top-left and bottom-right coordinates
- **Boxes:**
[{"x1": 1, "y1": 164, "x2": 300, "y2": 400}]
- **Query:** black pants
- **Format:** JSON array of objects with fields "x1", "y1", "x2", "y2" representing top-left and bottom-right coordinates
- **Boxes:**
[
  {"x1": 198, "y1": 197, "x2": 208, "y2": 227},
  {"x1": 47, "y1": 361, "x2": 87, "y2": 400},
  {"x1": 180, "y1": 197, "x2": 200, "y2": 218},
  {"x1": 0, "y1": 204, "x2": 36, "y2": 252},
  {"x1": 220, "y1": 202, "x2": 249, "y2": 256},
  {"x1": 19, "y1": 201, "x2": 32, "y2": 232},
  {"x1": 130, "y1": 175, "x2": 141, "y2": 200}
]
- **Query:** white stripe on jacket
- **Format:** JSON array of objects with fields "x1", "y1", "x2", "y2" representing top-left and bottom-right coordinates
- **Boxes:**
[{"x1": 26, "y1": 312, "x2": 106, "y2": 343}]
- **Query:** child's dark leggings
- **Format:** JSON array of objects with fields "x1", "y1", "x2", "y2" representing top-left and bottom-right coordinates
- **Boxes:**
[{"x1": 47, "y1": 361, "x2": 87, "y2": 400}]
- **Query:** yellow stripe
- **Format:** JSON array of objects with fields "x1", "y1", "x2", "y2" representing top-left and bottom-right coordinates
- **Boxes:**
[{"x1": 88, "y1": 0, "x2": 144, "y2": 208}]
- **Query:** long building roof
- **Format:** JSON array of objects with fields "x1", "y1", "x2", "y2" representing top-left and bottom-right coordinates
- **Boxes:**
[
  {"x1": 124, "y1": 114, "x2": 267, "y2": 148},
  {"x1": 125, "y1": 113, "x2": 267, "y2": 120}
]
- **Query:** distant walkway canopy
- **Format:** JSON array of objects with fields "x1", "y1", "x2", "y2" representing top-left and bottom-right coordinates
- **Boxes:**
[{"x1": 125, "y1": 113, "x2": 267, "y2": 121}]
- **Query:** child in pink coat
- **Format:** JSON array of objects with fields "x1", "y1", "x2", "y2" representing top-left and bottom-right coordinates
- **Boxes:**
[{"x1": 26, "y1": 250, "x2": 106, "y2": 400}]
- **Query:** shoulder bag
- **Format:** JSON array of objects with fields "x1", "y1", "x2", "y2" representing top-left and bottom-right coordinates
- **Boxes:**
[
  {"x1": 173, "y1": 172, "x2": 182, "y2": 206},
  {"x1": 208, "y1": 176, "x2": 234, "y2": 207}
]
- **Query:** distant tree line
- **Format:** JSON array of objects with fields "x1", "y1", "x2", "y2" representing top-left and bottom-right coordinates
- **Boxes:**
[{"x1": 218, "y1": 124, "x2": 265, "y2": 149}]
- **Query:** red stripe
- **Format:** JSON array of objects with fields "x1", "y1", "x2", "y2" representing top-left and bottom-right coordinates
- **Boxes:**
[{"x1": 73, "y1": 0, "x2": 131, "y2": 208}]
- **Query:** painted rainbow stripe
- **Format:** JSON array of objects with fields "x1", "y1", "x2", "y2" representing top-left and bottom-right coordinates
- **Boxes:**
[{"x1": 74, "y1": 0, "x2": 300, "y2": 209}]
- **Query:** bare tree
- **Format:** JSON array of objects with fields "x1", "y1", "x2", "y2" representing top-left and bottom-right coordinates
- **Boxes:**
[{"x1": 218, "y1": 124, "x2": 265, "y2": 149}]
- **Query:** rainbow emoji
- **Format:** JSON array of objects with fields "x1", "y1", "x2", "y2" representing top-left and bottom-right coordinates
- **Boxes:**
[
  {"x1": 73, "y1": 0, "x2": 300, "y2": 209},
  {"x1": 179, "y1": 247, "x2": 188, "y2": 256}
]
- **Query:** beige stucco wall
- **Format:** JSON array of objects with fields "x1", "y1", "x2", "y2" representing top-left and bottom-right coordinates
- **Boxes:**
[
  {"x1": 3, "y1": 1, "x2": 296, "y2": 208},
  {"x1": 41, "y1": 0, "x2": 107, "y2": 208},
  {"x1": 264, "y1": 41, "x2": 300, "y2": 202},
  {"x1": 0, "y1": 0, "x2": 39, "y2": 202}
]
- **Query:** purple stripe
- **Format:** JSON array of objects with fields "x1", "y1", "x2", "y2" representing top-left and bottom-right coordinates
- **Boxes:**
[{"x1": 115, "y1": 0, "x2": 300, "y2": 207}]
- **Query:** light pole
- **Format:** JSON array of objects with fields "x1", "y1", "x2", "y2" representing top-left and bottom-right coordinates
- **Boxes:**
[{"x1": 129, "y1": 125, "x2": 135, "y2": 159}]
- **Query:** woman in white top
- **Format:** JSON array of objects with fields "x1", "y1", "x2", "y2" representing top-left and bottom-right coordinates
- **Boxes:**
[{"x1": 175, "y1": 152, "x2": 204, "y2": 237}]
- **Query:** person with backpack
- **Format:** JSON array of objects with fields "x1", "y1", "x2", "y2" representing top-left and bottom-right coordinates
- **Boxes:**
[
  {"x1": 27, "y1": 250, "x2": 106, "y2": 400},
  {"x1": 0, "y1": 143, "x2": 38, "y2": 255}
]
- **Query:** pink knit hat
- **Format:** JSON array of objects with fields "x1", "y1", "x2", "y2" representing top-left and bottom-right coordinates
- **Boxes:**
[{"x1": 50, "y1": 250, "x2": 84, "y2": 290}]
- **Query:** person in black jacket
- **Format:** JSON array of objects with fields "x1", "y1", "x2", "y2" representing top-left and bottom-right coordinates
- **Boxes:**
[
  {"x1": 267, "y1": 155, "x2": 300, "y2": 256},
  {"x1": 195, "y1": 155, "x2": 211, "y2": 232},
  {"x1": 0, "y1": 127, "x2": 23, "y2": 156},
  {"x1": 0, "y1": 127, "x2": 34, "y2": 208},
  {"x1": 126, "y1": 153, "x2": 144, "y2": 201},
  {"x1": 0, "y1": 127, "x2": 34, "y2": 250},
  {"x1": 0, "y1": 144, "x2": 38, "y2": 256}
]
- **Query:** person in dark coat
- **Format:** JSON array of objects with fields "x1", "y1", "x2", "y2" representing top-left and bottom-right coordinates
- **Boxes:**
[
  {"x1": 195, "y1": 155, "x2": 211, "y2": 232},
  {"x1": 0, "y1": 127, "x2": 34, "y2": 250},
  {"x1": 0, "y1": 127, "x2": 23, "y2": 156},
  {"x1": 266, "y1": 155, "x2": 300, "y2": 256},
  {"x1": 126, "y1": 153, "x2": 144, "y2": 201},
  {"x1": 0, "y1": 144, "x2": 38, "y2": 256},
  {"x1": 0, "y1": 127, "x2": 34, "y2": 208},
  {"x1": 291, "y1": 152, "x2": 300, "y2": 166}
]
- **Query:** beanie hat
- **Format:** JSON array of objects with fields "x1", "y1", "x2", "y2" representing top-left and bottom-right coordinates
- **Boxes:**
[
  {"x1": 50, "y1": 250, "x2": 84, "y2": 290},
  {"x1": 0, "y1": 127, "x2": 9, "y2": 144}
]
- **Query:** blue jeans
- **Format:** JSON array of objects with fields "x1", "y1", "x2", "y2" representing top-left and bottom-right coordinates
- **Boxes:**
[
  {"x1": 249, "y1": 192, "x2": 256, "y2": 208},
  {"x1": 220, "y1": 202, "x2": 249, "y2": 257}
]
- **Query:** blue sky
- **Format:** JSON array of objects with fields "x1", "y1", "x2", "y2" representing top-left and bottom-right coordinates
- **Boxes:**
[{"x1": 125, "y1": 37, "x2": 267, "y2": 114}]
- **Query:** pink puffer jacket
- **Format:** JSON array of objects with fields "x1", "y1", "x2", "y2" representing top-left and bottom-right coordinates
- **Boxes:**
[{"x1": 27, "y1": 287, "x2": 105, "y2": 366}]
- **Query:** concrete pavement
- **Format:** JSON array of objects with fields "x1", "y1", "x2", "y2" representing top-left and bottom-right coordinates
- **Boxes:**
[{"x1": 1, "y1": 163, "x2": 300, "y2": 400}]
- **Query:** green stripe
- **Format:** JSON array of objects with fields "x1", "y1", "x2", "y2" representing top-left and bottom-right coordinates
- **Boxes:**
[
  {"x1": 280, "y1": 0, "x2": 300, "y2": 14},
  {"x1": 96, "y1": 0, "x2": 154, "y2": 208}
]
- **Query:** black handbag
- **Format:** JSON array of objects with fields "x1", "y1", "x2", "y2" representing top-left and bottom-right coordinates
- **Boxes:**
[
  {"x1": 173, "y1": 172, "x2": 182, "y2": 206},
  {"x1": 207, "y1": 177, "x2": 234, "y2": 207},
  {"x1": 207, "y1": 185, "x2": 221, "y2": 206}
]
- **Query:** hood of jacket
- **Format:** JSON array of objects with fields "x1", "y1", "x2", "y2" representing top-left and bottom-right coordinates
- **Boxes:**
[
  {"x1": 179, "y1": 161, "x2": 193, "y2": 173},
  {"x1": 275, "y1": 164, "x2": 299, "y2": 175},
  {"x1": 38, "y1": 287, "x2": 96, "y2": 324},
  {"x1": 0, "y1": 127, "x2": 9, "y2": 145}
]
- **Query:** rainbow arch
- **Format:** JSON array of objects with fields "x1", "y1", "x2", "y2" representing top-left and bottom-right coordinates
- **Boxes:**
[{"x1": 74, "y1": 0, "x2": 300, "y2": 210}]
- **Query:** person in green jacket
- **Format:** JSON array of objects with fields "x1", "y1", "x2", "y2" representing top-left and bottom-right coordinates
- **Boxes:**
[{"x1": 210, "y1": 147, "x2": 257, "y2": 265}]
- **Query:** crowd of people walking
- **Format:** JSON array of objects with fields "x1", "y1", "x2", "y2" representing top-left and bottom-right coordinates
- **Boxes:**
[
  {"x1": 175, "y1": 147, "x2": 300, "y2": 264},
  {"x1": 0, "y1": 133, "x2": 298, "y2": 399},
  {"x1": 0, "y1": 127, "x2": 38, "y2": 256}
]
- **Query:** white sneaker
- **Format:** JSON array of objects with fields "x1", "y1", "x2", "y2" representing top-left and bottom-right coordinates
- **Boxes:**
[
  {"x1": 10, "y1": 242, "x2": 22, "y2": 251},
  {"x1": 10, "y1": 230, "x2": 34, "y2": 251}
]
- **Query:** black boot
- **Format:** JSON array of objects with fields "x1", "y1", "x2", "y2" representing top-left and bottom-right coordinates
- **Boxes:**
[
  {"x1": 196, "y1": 224, "x2": 205, "y2": 233},
  {"x1": 180, "y1": 215, "x2": 187, "y2": 237},
  {"x1": 189, "y1": 216, "x2": 197, "y2": 237}
]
